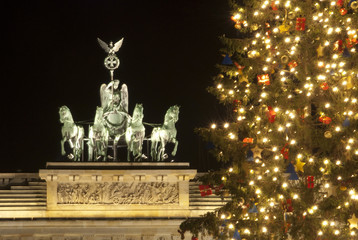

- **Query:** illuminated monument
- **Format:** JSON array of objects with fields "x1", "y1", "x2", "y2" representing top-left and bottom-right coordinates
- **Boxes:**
[{"x1": 0, "y1": 38, "x2": 226, "y2": 239}]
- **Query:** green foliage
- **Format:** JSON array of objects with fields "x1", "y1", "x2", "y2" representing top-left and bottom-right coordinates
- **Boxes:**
[{"x1": 182, "y1": 0, "x2": 358, "y2": 239}]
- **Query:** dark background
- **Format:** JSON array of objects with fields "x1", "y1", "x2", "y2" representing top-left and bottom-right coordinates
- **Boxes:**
[{"x1": 1, "y1": 0, "x2": 233, "y2": 172}]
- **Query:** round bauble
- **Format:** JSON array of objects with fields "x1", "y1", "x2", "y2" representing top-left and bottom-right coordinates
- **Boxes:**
[
  {"x1": 324, "y1": 131, "x2": 332, "y2": 138},
  {"x1": 340, "y1": 185, "x2": 347, "y2": 191},
  {"x1": 351, "y1": 1, "x2": 358, "y2": 10},
  {"x1": 281, "y1": 55, "x2": 289, "y2": 64},
  {"x1": 251, "y1": 24, "x2": 259, "y2": 31},
  {"x1": 288, "y1": 11, "x2": 295, "y2": 19}
]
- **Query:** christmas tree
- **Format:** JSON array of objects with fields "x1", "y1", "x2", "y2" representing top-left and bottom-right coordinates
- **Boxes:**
[{"x1": 181, "y1": 0, "x2": 358, "y2": 239}]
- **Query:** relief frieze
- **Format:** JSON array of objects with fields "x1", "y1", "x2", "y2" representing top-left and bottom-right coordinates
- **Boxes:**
[{"x1": 57, "y1": 182, "x2": 178, "y2": 205}]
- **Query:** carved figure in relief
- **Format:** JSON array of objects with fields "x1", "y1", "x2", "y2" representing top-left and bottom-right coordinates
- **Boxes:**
[
  {"x1": 57, "y1": 182, "x2": 179, "y2": 205},
  {"x1": 59, "y1": 106, "x2": 85, "y2": 161},
  {"x1": 125, "y1": 103, "x2": 146, "y2": 161},
  {"x1": 150, "y1": 105, "x2": 180, "y2": 161}
]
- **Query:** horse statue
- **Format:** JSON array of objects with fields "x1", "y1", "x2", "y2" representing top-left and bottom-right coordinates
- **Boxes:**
[
  {"x1": 88, "y1": 106, "x2": 109, "y2": 161},
  {"x1": 125, "y1": 104, "x2": 146, "y2": 161},
  {"x1": 100, "y1": 79, "x2": 130, "y2": 160},
  {"x1": 150, "y1": 105, "x2": 180, "y2": 161},
  {"x1": 59, "y1": 105, "x2": 85, "y2": 161}
]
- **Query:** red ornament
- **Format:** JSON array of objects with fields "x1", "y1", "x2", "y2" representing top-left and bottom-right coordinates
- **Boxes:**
[
  {"x1": 319, "y1": 116, "x2": 332, "y2": 124},
  {"x1": 243, "y1": 138, "x2": 254, "y2": 146},
  {"x1": 282, "y1": 198, "x2": 293, "y2": 212},
  {"x1": 295, "y1": 18, "x2": 306, "y2": 31},
  {"x1": 307, "y1": 176, "x2": 314, "y2": 188},
  {"x1": 199, "y1": 185, "x2": 212, "y2": 196},
  {"x1": 271, "y1": 1, "x2": 278, "y2": 10},
  {"x1": 320, "y1": 82, "x2": 329, "y2": 90},
  {"x1": 257, "y1": 74, "x2": 270, "y2": 85},
  {"x1": 288, "y1": 61, "x2": 298, "y2": 69},
  {"x1": 334, "y1": 40, "x2": 344, "y2": 53},
  {"x1": 243, "y1": 138, "x2": 254, "y2": 143},
  {"x1": 234, "y1": 62, "x2": 245, "y2": 72},
  {"x1": 337, "y1": 0, "x2": 344, "y2": 7},
  {"x1": 192, "y1": 237, "x2": 198, "y2": 240},
  {"x1": 267, "y1": 106, "x2": 276, "y2": 123},
  {"x1": 281, "y1": 143, "x2": 289, "y2": 160},
  {"x1": 340, "y1": 8, "x2": 348, "y2": 15},
  {"x1": 346, "y1": 38, "x2": 358, "y2": 48}
]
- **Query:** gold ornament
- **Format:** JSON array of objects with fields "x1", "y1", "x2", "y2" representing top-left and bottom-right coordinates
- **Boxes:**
[
  {"x1": 251, "y1": 145, "x2": 263, "y2": 159},
  {"x1": 295, "y1": 158, "x2": 306, "y2": 173},
  {"x1": 348, "y1": 214, "x2": 358, "y2": 229},
  {"x1": 281, "y1": 55, "x2": 289, "y2": 64},
  {"x1": 354, "y1": 113, "x2": 358, "y2": 120},
  {"x1": 351, "y1": 1, "x2": 358, "y2": 10},
  {"x1": 239, "y1": 75, "x2": 249, "y2": 84},
  {"x1": 342, "y1": 75, "x2": 353, "y2": 89},
  {"x1": 251, "y1": 24, "x2": 259, "y2": 31},
  {"x1": 288, "y1": 11, "x2": 295, "y2": 19},
  {"x1": 279, "y1": 23, "x2": 291, "y2": 33},
  {"x1": 316, "y1": 44, "x2": 324, "y2": 57},
  {"x1": 324, "y1": 131, "x2": 332, "y2": 138}
]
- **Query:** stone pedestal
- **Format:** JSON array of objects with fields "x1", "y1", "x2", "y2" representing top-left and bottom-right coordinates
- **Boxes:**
[{"x1": 39, "y1": 162, "x2": 196, "y2": 218}]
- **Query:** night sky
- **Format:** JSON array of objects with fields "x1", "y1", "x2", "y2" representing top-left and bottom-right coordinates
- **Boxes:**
[{"x1": 1, "y1": 0, "x2": 233, "y2": 172}]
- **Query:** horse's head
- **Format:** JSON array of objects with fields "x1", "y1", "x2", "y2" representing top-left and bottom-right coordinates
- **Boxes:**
[
  {"x1": 59, "y1": 105, "x2": 73, "y2": 123},
  {"x1": 94, "y1": 106, "x2": 104, "y2": 125},
  {"x1": 165, "y1": 105, "x2": 180, "y2": 124},
  {"x1": 132, "y1": 104, "x2": 144, "y2": 122}
]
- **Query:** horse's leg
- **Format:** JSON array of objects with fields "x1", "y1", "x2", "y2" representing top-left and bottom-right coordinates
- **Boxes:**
[
  {"x1": 113, "y1": 135, "x2": 120, "y2": 162},
  {"x1": 153, "y1": 141, "x2": 159, "y2": 161},
  {"x1": 88, "y1": 140, "x2": 93, "y2": 162},
  {"x1": 150, "y1": 139, "x2": 156, "y2": 161},
  {"x1": 61, "y1": 139, "x2": 66, "y2": 156},
  {"x1": 172, "y1": 139, "x2": 179, "y2": 156},
  {"x1": 127, "y1": 140, "x2": 131, "y2": 162}
]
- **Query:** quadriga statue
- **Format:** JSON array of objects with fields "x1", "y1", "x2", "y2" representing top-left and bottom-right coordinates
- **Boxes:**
[
  {"x1": 59, "y1": 106, "x2": 84, "y2": 161},
  {"x1": 150, "y1": 105, "x2": 180, "y2": 161},
  {"x1": 125, "y1": 103, "x2": 146, "y2": 161}
]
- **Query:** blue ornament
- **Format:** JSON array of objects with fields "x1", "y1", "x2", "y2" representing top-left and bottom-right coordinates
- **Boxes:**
[
  {"x1": 343, "y1": 117, "x2": 350, "y2": 127},
  {"x1": 246, "y1": 150, "x2": 254, "y2": 162},
  {"x1": 233, "y1": 229, "x2": 242, "y2": 240},
  {"x1": 285, "y1": 162, "x2": 295, "y2": 173},
  {"x1": 285, "y1": 162, "x2": 299, "y2": 180},
  {"x1": 343, "y1": 48, "x2": 351, "y2": 58},
  {"x1": 222, "y1": 54, "x2": 233, "y2": 65},
  {"x1": 248, "y1": 204, "x2": 258, "y2": 213},
  {"x1": 289, "y1": 171, "x2": 299, "y2": 180}
]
